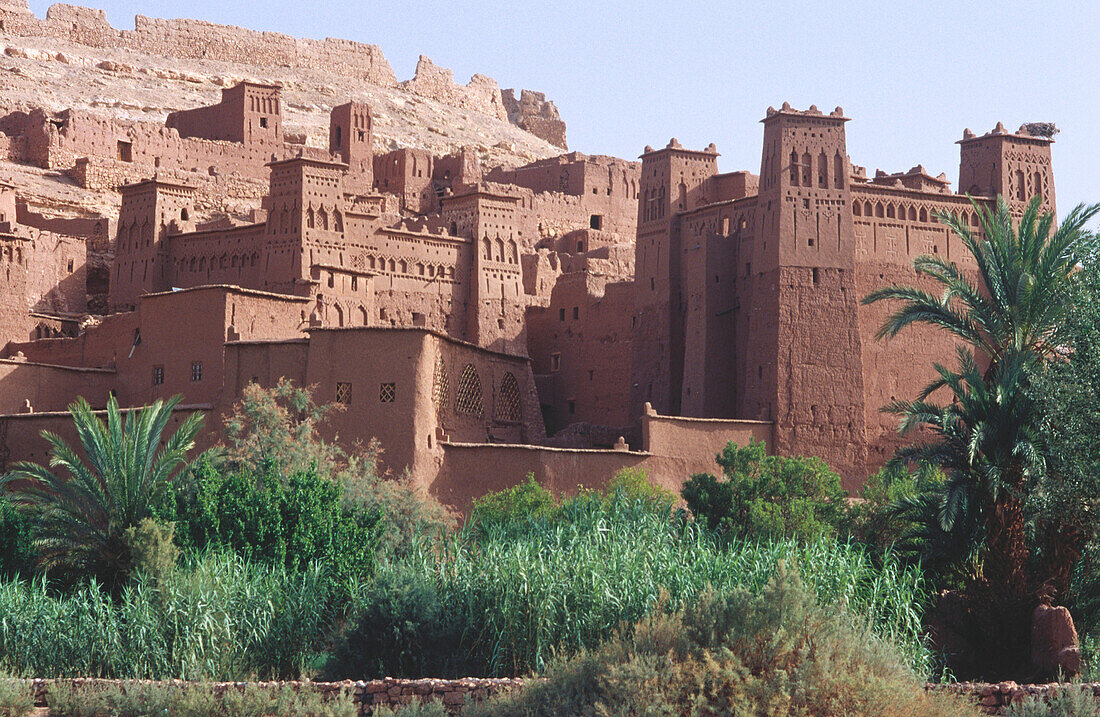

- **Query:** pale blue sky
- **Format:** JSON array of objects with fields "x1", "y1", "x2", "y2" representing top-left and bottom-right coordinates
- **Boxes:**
[{"x1": 28, "y1": 0, "x2": 1100, "y2": 211}]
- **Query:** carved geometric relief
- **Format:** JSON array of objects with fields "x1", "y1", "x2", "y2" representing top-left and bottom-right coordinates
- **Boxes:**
[
  {"x1": 455, "y1": 363, "x2": 483, "y2": 417},
  {"x1": 495, "y1": 371, "x2": 522, "y2": 422}
]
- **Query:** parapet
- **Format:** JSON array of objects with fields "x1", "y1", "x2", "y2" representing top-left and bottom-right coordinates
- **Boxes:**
[
  {"x1": 762, "y1": 102, "x2": 848, "y2": 122},
  {"x1": 959, "y1": 121, "x2": 1056, "y2": 144}
]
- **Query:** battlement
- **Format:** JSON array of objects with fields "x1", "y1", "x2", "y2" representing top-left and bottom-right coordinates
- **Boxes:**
[
  {"x1": 959, "y1": 121, "x2": 1056, "y2": 145},
  {"x1": 762, "y1": 102, "x2": 848, "y2": 122}
]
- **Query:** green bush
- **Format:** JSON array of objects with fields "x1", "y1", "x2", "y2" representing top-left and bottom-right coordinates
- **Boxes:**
[
  {"x1": 373, "y1": 700, "x2": 448, "y2": 717},
  {"x1": 682, "y1": 439, "x2": 848, "y2": 541},
  {"x1": 467, "y1": 565, "x2": 973, "y2": 717},
  {"x1": 1006, "y1": 687, "x2": 1100, "y2": 717},
  {"x1": 45, "y1": 680, "x2": 357, "y2": 717},
  {"x1": 469, "y1": 473, "x2": 555, "y2": 529},
  {"x1": 0, "y1": 499, "x2": 35, "y2": 581},
  {"x1": 0, "y1": 677, "x2": 33, "y2": 717},
  {"x1": 844, "y1": 462, "x2": 945, "y2": 551},
  {"x1": 160, "y1": 457, "x2": 382, "y2": 588}
]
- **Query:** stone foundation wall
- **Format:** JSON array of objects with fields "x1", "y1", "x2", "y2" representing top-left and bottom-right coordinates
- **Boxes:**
[{"x1": 5, "y1": 677, "x2": 525, "y2": 714}]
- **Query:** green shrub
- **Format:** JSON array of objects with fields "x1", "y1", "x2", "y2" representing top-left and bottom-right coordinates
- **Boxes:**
[
  {"x1": 844, "y1": 462, "x2": 945, "y2": 551},
  {"x1": 469, "y1": 473, "x2": 555, "y2": 529},
  {"x1": 46, "y1": 680, "x2": 356, "y2": 717},
  {"x1": 682, "y1": 439, "x2": 848, "y2": 541},
  {"x1": 0, "y1": 499, "x2": 35, "y2": 581},
  {"x1": 373, "y1": 700, "x2": 449, "y2": 717},
  {"x1": 467, "y1": 565, "x2": 973, "y2": 717},
  {"x1": 124, "y1": 518, "x2": 180, "y2": 583},
  {"x1": 0, "y1": 678, "x2": 33, "y2": 717},
  {"x1": 160, "y1": 457, "x2": 382, "y2": 588},
  {"x1": 1006, "y1": 687, "x2": 1100, "y2": 717}
]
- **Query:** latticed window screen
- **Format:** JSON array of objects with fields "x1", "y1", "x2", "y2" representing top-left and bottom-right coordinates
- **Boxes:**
[
  {"x1": 335, "y1": 382, "x2": 352, "y2": 405},
  {"x1": 379, "y1": 382, "x2": 396, "y2": 403},
  {"x1": 495, "y1": 372, "x2": 522, "y2": 422},
  {"x1": 432, "y1": 355, "x2": 449, "y2": 407},
  {"x1": 455, "y1": 364, "x2": 484, "y2": 417}
]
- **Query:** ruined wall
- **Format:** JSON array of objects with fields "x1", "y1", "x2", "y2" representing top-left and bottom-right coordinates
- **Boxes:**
[
  {"x1": 502, "y1": 89, "x2": 567, "y2": 149},
  {"x1": 400, "y1": 55, "x2": 507, "y2": 122},
  {"x1": 525, "y1": 272, "x2": 633, "y2": 433}
]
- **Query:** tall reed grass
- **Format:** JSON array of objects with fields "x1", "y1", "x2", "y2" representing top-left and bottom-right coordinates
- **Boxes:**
[
  {"x1": 0, "y1": 553, "x2": 335, "y2": 679},
  {"x1": 334, "y1": 494, "x2": 932, "y2": 679}
]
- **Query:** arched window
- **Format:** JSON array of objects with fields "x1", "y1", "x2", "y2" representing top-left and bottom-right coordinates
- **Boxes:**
[
  {"x1": 852, "y1": 201, "x2": 861, "y2": 216},
  {"x1": 398, "y1": 259, "x2": 407, "y2": 273},
  {"x1": 306, "y1": 207, "x2": 315, "y2": 229},
  {"x1": 318, "y1": 207, "x2": 329, "y2": 231},
  {"x1": 801, "y1": 152, "x2": 812, "y2": 187},
  {"x1": 141, "y1": 218, "x2": 151, "y2": 246},
  {"x1": 919, "y1": 207, "x2": 928, "y2": 222},
  {"x1": 358, "y1": 305, "x2": 368, "y2": 325},
  {"x1": 388, "y1": 259, "x2": 395, "y2": 272},
  {"x1": 1016, "y1": 169, "x2": 1026, "y2": 201},
  {"x1": 1033, "y1": 171, "x2": 1043, "y2": 199},
  {"x1": 907, "y1": 206, "x2": 917, "y2": 221},
  {"x1": 455, "y1": 363, "x2": 483, "y2": 417},
  {"x1": 334, "y1": 303, "x2": 344, "y2": 327},
  {"x1": 789, "y1": 149, "x2": 799, "y2": 185},
  {"x1": 417, "y1": 262, "x2": 425, "y2": 276},
  {"x1": 508, "y1": 239, "x2": 518, "y2": 264},
  {"x1": 834, "y1": 151, "x2": 845, "y2": 189},
  {"x1": 886, "y1": 204, "x2": 895, "y2": 219},
  {"x1": 496, "y1": 372, "x2": 522, "y2": 422},
  {"x1": 495, "y1": 238, "x2": 505, "y2": 262},
  {"x1": 864, "y1": 201, "x2": 872, "y2": 217},
  {"x1": 483, "y1": 237, "x2": 492, "y2": 260},
  {"x1": 818, "y1": 150, "x2": 828, "y2": 188},
  {"x1": 875, "y1": 202, "x2": 884, "y2": 218},
  {"x1": 333, "y1": 210, "x2": 343, "y2": 232}
]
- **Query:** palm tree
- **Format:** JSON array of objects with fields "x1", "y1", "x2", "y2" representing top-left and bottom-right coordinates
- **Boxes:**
[
  {"x1": 0, "y1": 394, "x2": 203, "y2": 590},
  {"x1": 864, "y1": 195, "x2": 1100, "y2": 677}
]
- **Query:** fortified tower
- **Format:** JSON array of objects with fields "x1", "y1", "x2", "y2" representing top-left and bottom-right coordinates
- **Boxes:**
[
  {"x1": 746, "y1": 103, "x2": 866, "y2": 476},
  {"x1": 261, "y1": 157, "x2": 348, "y2": 295},
  {"x1": 110, "y1": 178, "x2": 195, "y2": 312},
  {"x1": 630, "y1": 139, "x2": 718, "y2": 418},
  {"x1": 330, "y1": 102, "x2": 374, "y2": 191},
  {"x1": 958, "y1": 122, "x2": 1056, "y2": 215}
]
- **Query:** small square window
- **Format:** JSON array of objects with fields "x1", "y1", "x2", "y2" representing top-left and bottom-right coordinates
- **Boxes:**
[
  {"x1": 551, "y1": 353, "x2": 561, "y2": 372},
  {"x1": 379, "y1": 382, "x2": 396, "y2": 403},
  {"x1": 336, "y1": 382, "x2": 352, "y2": 405},
  {"x1": 152, "y1": 365, "x2": 164, "y2": 386},
  {"x1": 191, "y1": 362, "x2": 203, "y2": 382},
  {"x1": 259, "y1": 117, "x2": 268, "y2": 128}
]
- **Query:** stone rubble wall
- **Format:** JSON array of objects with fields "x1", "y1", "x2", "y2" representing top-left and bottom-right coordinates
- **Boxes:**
[
  {"x1": 0, "y1": 1, "x2": 560, "y2": 130},
  {"x1": 7, "y1": 676, "x2": 526, "y2": 714},
  {"x1": 501, "y1": 89, "x2": 567, "y2": 149}
]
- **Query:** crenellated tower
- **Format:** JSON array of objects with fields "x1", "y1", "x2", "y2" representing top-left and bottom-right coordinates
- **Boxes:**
[
  {"x1": 745, "y1": 103, "x2": 866, "y2": 477},
  {"x1": 629, "y1": 139, "x2": 719, "y2": 418},
  {"x1": 329, "y1": 102, "x2": 374, "y2": 191},
  {"x1": 958, "y1": 122, "x2": 1056, "y2": 215},
  {"x1": 109, "y1": 177, "x2": 195, "y2": 312}
]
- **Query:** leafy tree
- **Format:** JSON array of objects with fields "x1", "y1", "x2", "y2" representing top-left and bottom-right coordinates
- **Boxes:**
[
  {"x1": 681, "y1": 439, "x2": 848, "y2": 542},
  {"x1": 0, "y1": 395, "x2": 202, "y2": 590},
  {"x1": 863, "y1": 195, "x2": 1100, "y2": 676},
  {"x1": 160, "y1": 455, "x2": 382, "y2": 587}
]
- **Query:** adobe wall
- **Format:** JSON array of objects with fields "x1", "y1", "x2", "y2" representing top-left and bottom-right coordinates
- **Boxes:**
[
  {"x1": 400, "y1": 55, "x2": 507, "y2": 122},
  {"x1": 0, "y1": 358, "x2": 112, "y2": 413},
  {"x1": 641, "y1": 406, "x2": 773, "y2": 468},
  {"x1": 525, "y1": 272, "x2": 634, "y2": 433},
  {"x1": 0, "y1": 403, "x2": 209, "y2": 471}
]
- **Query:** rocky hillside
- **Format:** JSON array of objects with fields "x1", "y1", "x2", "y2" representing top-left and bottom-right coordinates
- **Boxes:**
[{"x1": 0, "y1": 2, "x2": 568, "y2": 219}]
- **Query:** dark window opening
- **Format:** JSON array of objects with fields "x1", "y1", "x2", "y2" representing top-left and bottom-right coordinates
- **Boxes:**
[
  {"x1": 152, "y1": 365, "x2": 164, "y2": 386},
  {"x1": 812, "y1": 268, "x2": 819, "y2": 285},
  {"x1": 259, "y1": 117, "x2": 268, "y2": 128},
  {"x1": 67, "y1": 259, "x2": 74, "y2": 273},
  {"x1": 117, "y1": 140, "x2": 132, "y2": 163},
  {"x1": 191, "y1": 362, "x2": 203, "y2": 382},
  {"x1": 379, "y1": 382, "x2": 396, "y2": 403},
  {"x1": 559, "y1": 308, "x2": 565, "y2": 321},
  {"x1": 568, "y1": 399, "x2": 576, "y2": 414},
  {"x1": 336, "y1": 382, "x2": 352, "y2": 405},
  {"x1": 572, "y1": 307, "x2": 579, "y2": 320},
  {"x1": 551, "y1": 353, "x2": 561, "y2": 372},
  {"x1": 589, "y1": 214, "x2": 603, "y2": 230}
]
